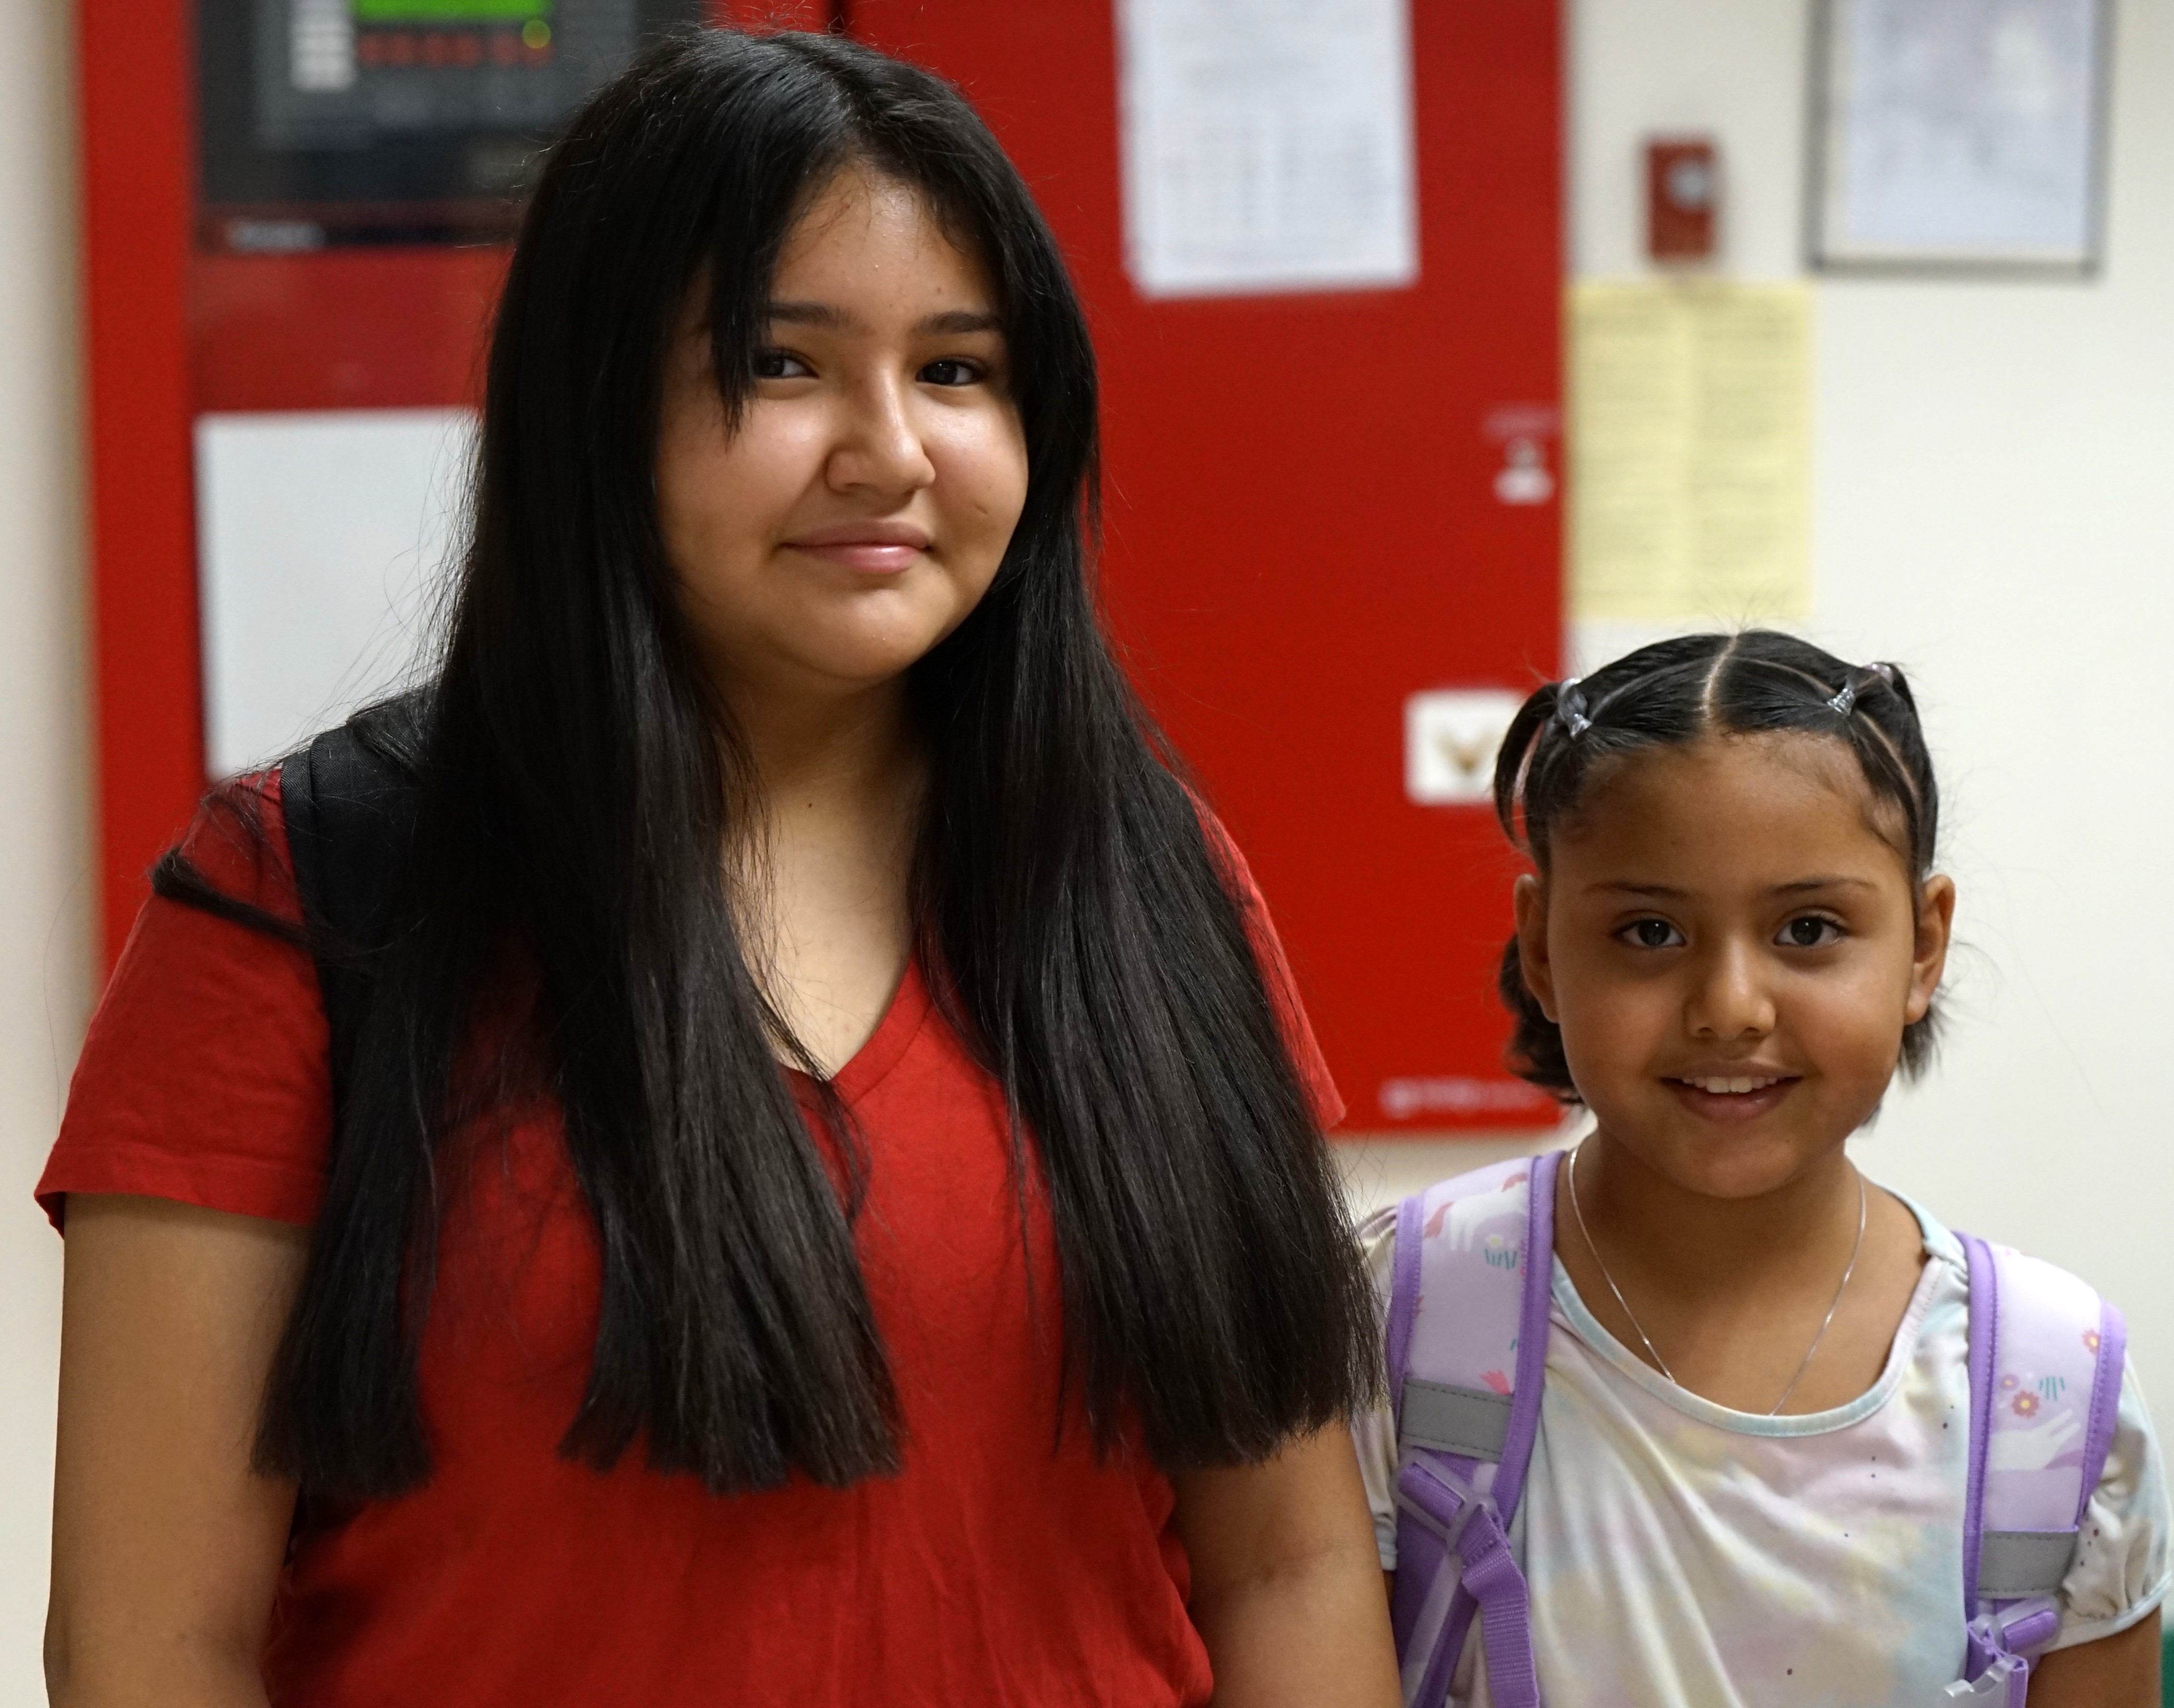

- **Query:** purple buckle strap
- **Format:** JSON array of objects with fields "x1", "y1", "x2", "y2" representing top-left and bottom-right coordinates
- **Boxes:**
[
  {"x1": 1394, "y1": 1460, "x2": 1487, "y2": 1706},
  {"x1": 1953, "y1": 1234, "x2": 2128, "y2": 1704},
  {"x1": 1950, "y1": 1605, "x2": 2056, "y2": 1705},
  {"x1": 1942, "y1": 1650, "x2": 2026, "y2": 1703},
  {"x1": 1394, "y1": 1461, "x2": 1540, "y2": 1708},
  {"x1": 1440, "y1": 1150, "x2": 1558, "y2": 1705},
  {"x1": 1392, "y1": 1455, "x2": 1470, "y2": 1647},
  {"x1": 1987, "y1": 1602, "x2": 2061, "y2": 1657},
  {"x1": 1398, "y1": 1151, "x2": 1559, "y2": 1707},
  {"x1": 1459, "y1": 1506, "x2": 1540, "y2": 1708}
]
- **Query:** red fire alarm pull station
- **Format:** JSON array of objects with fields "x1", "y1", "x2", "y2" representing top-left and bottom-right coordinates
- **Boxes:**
[
  {"x1": 1647, "y1": 135, "x2": 1719, "y2": 262},
  {"x1": 83, "y1": 0, "x2": 1563, "y2": 1136}
]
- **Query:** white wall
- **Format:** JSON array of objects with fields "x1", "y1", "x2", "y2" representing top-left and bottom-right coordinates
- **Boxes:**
[
  {"x1": 1813, "y1": 0, "x2": 2174, "y2": 1382},
  {"x1": 1351, "y1": 0, "x2": 2174, "y2": 1396},
  {"x1": 0, "y1": 0, "x2": 88, "y2": 1698}
]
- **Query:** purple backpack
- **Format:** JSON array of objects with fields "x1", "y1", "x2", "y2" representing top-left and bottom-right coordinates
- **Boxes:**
[{"x1": 1385, "y1": 1152, "x2": 2127, "y2": 1707}]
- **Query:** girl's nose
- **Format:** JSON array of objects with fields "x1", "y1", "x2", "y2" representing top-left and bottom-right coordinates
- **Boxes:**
[
  {"x1": 825, "y1": 375, "x2": 937, "y2": 498},
  {"x1": 1685, "y1": 939, "x2": 1777, "y2": 1040}
]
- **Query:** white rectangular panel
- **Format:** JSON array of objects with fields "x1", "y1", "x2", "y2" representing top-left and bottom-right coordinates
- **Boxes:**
[
  {"x1": 195, "y1": 408, "x2": 476, "y2": 778},
  {"x1": 1814, "y1": 0, "x2": 2109, "y2": 270},
  {"x1": 1405, "y1": 688, "x2": 1523, "y2": 806},
  {"x1": 1118, "y1": 0, "x2": 1418, "y2": 298}
]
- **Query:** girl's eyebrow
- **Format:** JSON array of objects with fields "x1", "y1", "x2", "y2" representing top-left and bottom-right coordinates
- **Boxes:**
[
  {"x1": 1586, "y1": 876, "x2": 1878, "y2": 898},
  {"x1": 918, "y1": 308, "x2": 1002, "y2": 334},
  {"x1": 762, "y1": 301, "x2": 1002, "y2": 336},
  {"x1": 765, "y1": 298, "x2": 853, "y2": 329}
]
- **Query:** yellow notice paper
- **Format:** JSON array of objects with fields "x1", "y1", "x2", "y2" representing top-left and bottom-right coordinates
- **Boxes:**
[{"x1": 1569, "y1": 280, "x2": 1813, "y2": 621}]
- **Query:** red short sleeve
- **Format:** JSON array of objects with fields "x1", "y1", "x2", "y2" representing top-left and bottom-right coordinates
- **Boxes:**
[
  {"x1": 1197, "y1": 813, "x2": 1346, "y2": 1133},
  {"x1": 37, "y1": 772, "x2": 332, "y2": 1230}
]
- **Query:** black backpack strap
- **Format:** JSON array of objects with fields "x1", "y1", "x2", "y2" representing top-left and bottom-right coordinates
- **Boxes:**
[{"x1": 279, "y1": 706, "x2": 423, "y2": 1114}]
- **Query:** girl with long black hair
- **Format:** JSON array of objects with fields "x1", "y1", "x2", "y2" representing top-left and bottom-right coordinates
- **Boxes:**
[{"x1": 40, "y1": 28, "x2": 1395, "y2": 1708}]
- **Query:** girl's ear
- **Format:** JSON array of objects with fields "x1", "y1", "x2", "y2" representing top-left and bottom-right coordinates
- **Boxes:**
[
  {"x1": 1906, "y1": 874, "x2": 1957, "y2": 1024},
  {"x1": 1513, "y1": 872, "x2": 1560, "y2": 1022}
]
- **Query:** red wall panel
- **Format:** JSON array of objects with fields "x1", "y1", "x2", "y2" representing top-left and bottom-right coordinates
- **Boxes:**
[
  {"x1": 80, "y1": 0, "x2": 201, "y2": 965},
  {"x1": 193, "y1": 247, "x2": 509, "y2": 414}
]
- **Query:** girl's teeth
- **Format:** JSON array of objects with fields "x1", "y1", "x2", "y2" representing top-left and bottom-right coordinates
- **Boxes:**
[{"x1": 1686, "y1": 1076, "x2": 1778, "y2": 1094}]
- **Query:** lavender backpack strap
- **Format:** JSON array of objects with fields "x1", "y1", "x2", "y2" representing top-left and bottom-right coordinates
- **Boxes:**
[
  {"x1": 1389, "y1": 1152, "x2": 1559, "y2": 1708},
  {"x1": 1387, "y1": 1192, "x2": 1425, "y2": 1411},
  {"x1": 1948, "y1": 1235, "x2": 2127, "y2": 1705}
]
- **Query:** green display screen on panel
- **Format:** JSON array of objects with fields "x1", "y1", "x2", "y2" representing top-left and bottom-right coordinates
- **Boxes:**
[
  {"x1": 201, "y1": 0, "x2": 705, "y2": 246},
  {"x1": 351, "y1": 0, "x2": 553, "y2": 20}
]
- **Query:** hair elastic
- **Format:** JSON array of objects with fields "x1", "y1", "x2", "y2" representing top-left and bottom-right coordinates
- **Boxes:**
[
  {"x1": 1827, "y1": 661, "x2": 1894, "y2": 717},
  {"x1": 1556, "y1": 678, "x2": 1594, "y2": 738}
]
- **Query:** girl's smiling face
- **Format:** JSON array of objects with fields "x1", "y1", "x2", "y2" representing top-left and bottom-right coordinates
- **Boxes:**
[
  {"x1": 1515, "y1": 733, "x2": 1954, "y2": 1200},
  {"x1": 656, "y1": 166, "x2": 1029, "y2": 709}
]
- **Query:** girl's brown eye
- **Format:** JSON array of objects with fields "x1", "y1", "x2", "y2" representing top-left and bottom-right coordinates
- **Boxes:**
[
  {"x1": 920, "y1": 358, "x2": 980, "y2": 386},
  {"x1": 1780, "y1": 916, "x2": 1843, "y2": 949},
  {"x1": 1623, "y1": 918, "x2": 1682, "y2": 949}
]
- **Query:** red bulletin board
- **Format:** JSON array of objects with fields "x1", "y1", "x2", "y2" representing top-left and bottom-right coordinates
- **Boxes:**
[{"x1": 79, "y1": 0, "x2": 1559, "y2": 1132}]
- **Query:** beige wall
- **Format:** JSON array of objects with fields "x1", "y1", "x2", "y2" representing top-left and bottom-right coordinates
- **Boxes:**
[
  {"x1": 1808, "y1": 0, "x2": 2174, "y2": 1387},
  {"x1": 0, "y1": 0, "x2": 88, "y2": 1697}
]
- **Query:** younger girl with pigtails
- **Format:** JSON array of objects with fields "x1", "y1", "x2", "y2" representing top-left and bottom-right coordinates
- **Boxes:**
[{"x1": 1358, "y1": 630, "x2": 2168, "y2": 1706}]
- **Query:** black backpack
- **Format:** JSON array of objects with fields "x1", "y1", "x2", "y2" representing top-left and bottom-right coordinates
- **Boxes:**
[{"x1": 273, "y1": 696, "x2": 428, "y2": 1108}]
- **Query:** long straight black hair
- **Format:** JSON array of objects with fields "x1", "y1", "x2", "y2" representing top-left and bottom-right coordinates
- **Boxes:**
[{"x1": 219, "y1": 27, "x2": 1374, "y2": 1499}]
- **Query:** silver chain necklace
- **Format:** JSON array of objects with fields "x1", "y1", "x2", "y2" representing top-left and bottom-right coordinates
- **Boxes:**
[{"x1": 1567, "y1": 1142, "x2": 1868, "y2": 1418}]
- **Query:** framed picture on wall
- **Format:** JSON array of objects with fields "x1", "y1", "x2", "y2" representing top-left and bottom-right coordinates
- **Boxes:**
[{"x1": 1809, "y1": 0, "x2": 2114, "y2": 276}]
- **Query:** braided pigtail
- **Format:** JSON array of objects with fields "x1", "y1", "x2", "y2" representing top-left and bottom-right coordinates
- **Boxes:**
[{"x1": 1487, "y1": 674, "x2": 1624, "y2": 1103}]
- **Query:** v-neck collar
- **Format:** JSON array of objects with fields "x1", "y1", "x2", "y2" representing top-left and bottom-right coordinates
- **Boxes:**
[{"x1": 787, "y1": 958, "x2": 932, "y2": 1105}]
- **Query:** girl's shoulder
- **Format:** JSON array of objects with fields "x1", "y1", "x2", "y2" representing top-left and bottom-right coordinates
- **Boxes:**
[
  {"x1": 37, "y1": 769, "x2": 331, "y2": 1233},
  {"x1": 1356, "y1": 1151, "x2": 1548, "y2": 1297},
  {"x1": 1882, "y1": 1187, "x2": 1967, "y2": 1273},
  {"x1": 161, "y1": 768, "x2": 305, "y2": 922}
]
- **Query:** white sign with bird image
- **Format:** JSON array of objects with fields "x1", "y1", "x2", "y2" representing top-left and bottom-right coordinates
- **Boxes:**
[{"x1": 1404, "y1": 689, "x2": 1523, "y2": 805}]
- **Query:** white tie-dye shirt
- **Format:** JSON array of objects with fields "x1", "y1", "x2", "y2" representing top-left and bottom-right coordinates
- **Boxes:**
[{"x1": 1354, "y1": 1192, "x2": 2168, "y2": 1707}]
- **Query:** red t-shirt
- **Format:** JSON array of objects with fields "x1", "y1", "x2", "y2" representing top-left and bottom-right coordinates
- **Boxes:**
[{"x1": 40, "y1": 776, "x2": 1342, "y2": 1707}]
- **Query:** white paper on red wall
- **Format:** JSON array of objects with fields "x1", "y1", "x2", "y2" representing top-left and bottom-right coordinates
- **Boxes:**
[{"x1": 1117, "y1": 0, "x2": 1418, "y2": 298}]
